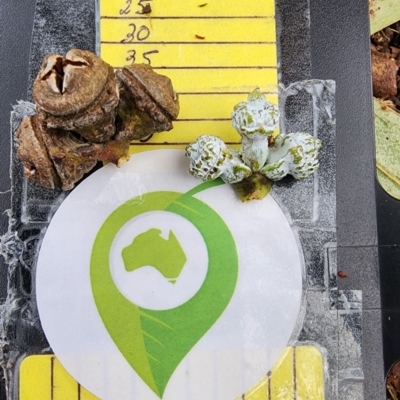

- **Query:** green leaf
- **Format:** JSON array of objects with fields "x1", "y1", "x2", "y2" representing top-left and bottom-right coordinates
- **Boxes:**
[
  {"x1": 91, "y1": 184, "x2": 238, "y2": 398},
  {"x1": 370, "y1": 0, "x2": 400, "y2": 34},
  {"x1": 370, "y1": 1, "x2": 400, "y2": 199},
  {"x1": 374, "y1": 99, "x2": 400, "y2": 200}
]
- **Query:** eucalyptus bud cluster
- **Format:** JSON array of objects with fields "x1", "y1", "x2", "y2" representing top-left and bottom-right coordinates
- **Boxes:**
[{"x1": 186, "y1": 88, "x2": 322, "y2": 201}]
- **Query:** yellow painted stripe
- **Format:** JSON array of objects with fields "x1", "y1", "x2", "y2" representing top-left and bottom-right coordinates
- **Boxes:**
[
  {"x1": 100, "y1": 18, "x2": 277, "y2": 43},
  {"x1": 100, "y1": 1, "x2": 275, "y2": 18}
]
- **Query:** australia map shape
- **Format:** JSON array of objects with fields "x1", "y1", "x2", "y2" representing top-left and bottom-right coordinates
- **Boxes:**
[{"x1": 122, "y1": 228, "x2": 187, "y2": 283}]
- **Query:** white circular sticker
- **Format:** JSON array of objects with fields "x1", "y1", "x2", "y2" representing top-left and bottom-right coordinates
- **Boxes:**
[{"x1": 36, "y1": 149, "x2": 304, "y2": 400}]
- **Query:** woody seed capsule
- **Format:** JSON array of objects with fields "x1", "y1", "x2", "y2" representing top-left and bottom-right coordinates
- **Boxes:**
[{"x1": 32, "y1": 49, "x2": 119, "y2": 143}]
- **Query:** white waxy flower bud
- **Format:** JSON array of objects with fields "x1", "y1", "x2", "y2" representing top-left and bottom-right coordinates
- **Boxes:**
[
  {"x1": 186, "y1": 135, "x2": 251, "y2": 183},
  {"x1": 231, "y1": 88, "x2": 279, "y2": 171},
  {"x1": 260, "y1": 133, "x2": 322, "y2": 180}
]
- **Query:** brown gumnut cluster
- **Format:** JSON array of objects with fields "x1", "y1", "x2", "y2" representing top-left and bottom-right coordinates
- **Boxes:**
[{"x1": 16, "y1": 49, "x2": 179, "y2": 190}]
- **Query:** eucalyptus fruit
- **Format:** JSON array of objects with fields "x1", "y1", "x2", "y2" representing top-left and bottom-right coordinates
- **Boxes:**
[
  {"x1": 15, "y1": 49, "x2": 180, "y2": 190},
  {"x1": 186, "y1": 88, "x2": 322, "y2": 202}
]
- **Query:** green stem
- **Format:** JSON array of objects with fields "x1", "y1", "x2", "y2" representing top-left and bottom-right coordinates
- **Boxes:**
[
  {"x1": 233, "y1": 173, "x2": 272, "y2": 202},
  {"x1": 183, "y1": 178, "x2": 226, "y2": 198}
]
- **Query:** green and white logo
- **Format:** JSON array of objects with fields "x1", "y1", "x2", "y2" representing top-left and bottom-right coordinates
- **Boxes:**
[
  {"x1": 91, "y1": 182, "x2": 238, "y2": 397},
  {"x1": 36, "y1": 150, "x2": 303, "y2": 400}
]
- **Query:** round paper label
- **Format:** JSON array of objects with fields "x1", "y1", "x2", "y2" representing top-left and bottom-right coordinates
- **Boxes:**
[{"x1": 36, "y1": 149, "x2": 303, "y2": 400}]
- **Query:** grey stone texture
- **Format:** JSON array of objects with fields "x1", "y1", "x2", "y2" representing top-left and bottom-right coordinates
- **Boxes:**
[
  {"x1": 337, "y1": 247, "x2": 381, "y2": 310},
  {"x1": 310, "y1": 0, "x2": 378, "y2": 248},
  {"x1": 363, "y1": 310, "x2": 386, "y2": 400}
]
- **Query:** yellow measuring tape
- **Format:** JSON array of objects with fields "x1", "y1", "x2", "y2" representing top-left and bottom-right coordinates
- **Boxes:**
[
  {"x1": 20, "y1": 346, "x2": 324, "y2": 400},
  {"x1": 19, "y1": 2, "x2": 325, "y2": 398},
  {"x1": 99, "y1": 0, "x2": 278, "y2": 153}
]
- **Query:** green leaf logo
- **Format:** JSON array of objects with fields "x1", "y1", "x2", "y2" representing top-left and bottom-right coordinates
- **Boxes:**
[
  {"x1": 90, "y1": 180, "x2": 238, "y2": 398},
  {"x1": 122, "y1": 228, "x2": 187, "y2": 284}
]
